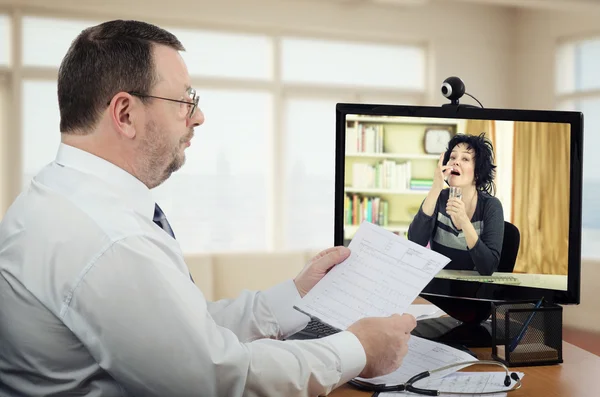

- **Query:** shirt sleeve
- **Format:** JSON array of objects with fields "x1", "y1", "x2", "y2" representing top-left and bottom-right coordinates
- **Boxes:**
[
  {"x1": 468, "y1": 197, "x2": 505, "y2": 275},
  {"x1": 61, "y1": 235, "x2": 366, "y2": 397},
  {"x1": 206, "y1": 279, "x2": 311, "y2": 342},
  {"x1": 407, "y1": 198, "x2": 439, "y2": 247}
]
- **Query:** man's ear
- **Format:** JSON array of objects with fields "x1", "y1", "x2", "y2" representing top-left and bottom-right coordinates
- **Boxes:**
[{"x1": 109, "y1": 92, "x2": 138, "y2": 139}]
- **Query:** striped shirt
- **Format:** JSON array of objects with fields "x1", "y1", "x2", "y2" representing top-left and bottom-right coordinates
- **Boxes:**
[{"x1": 407, "y1": 188, "x2": 504, "y2": 275}]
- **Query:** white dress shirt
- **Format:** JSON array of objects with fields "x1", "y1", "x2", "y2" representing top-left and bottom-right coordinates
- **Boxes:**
[{"x1": 0, "y1": 143, "x2": 366, "y2": 397}]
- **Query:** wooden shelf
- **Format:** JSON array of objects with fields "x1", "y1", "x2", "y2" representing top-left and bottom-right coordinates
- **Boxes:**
[
  {"x1": 346, "y1": 114, "x2": 463, "y2": 126},
  {"x1": 344, "y1": 223, "x2": 409, "y2": 238},
  {"x1": 346, "y1": 152, "x2": 439, "y2": 160},
  {"x1": 345, "y1": 187, "x2": 428, "y2": 195}
]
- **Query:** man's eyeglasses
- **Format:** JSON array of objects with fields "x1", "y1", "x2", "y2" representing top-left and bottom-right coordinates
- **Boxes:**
[{"x1": 128, "y1": 87, "x2": 199, "y2": 119}]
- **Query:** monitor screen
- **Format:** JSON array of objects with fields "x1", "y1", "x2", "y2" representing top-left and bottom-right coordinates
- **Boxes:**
[{"x1": 334, "y1": 103, "x2": 583, "y2": 305}]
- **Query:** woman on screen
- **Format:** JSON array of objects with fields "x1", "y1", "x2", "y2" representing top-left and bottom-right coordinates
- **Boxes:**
[{"x1": 407, "y1": 133, "x2": 504, "y2": 275}]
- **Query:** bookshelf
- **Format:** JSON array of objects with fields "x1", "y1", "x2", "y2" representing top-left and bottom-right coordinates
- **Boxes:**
[{"x1": 343, "y1": 114, "x2": 465, "y2": 241}]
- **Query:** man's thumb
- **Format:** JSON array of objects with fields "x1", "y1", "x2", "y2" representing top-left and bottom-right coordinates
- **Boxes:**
[{"x1": 320, "y1": 246, "x2": 351, "y2": 269}]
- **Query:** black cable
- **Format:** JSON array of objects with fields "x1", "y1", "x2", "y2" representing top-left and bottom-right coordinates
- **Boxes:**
[{"x1": 464, "y1": 92, "x2": 484, "y2": 108}]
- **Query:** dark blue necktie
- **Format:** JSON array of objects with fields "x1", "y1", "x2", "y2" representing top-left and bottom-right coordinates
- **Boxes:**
[
  {"x1": 153, "y1": 203, "x2": 194, "y2": 283},
  {"x1": 153, "y1": 203, "x2": 176, "y2": 239}
]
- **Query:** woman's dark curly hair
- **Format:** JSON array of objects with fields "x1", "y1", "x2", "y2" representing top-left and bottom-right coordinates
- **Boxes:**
[{"x1": 443, "y1": 132, "x2": 497, "y2": 196}]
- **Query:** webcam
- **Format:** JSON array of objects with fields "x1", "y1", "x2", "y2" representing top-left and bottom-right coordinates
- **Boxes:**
[
  {"x1": 441, "y1": 76, "x2": 465, "y2": 104},
  {"x1": 441, "y1": 76, "x2": 483, "y2": 109}
]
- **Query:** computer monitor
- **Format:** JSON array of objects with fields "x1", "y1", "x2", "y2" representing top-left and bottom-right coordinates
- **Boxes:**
[{"x1": 334, "y1": 103, "x2": 583, "y2": 346}]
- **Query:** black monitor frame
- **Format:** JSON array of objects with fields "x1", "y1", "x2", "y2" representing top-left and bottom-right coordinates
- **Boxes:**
[{"x1": 334, "y1": 103, "x2": 583, "y2": 305}]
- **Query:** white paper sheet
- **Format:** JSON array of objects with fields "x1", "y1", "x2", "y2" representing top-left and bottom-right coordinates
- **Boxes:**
[
  {"x1": 294, "y1": 221, "x2": 451, "y2": 330},
  {"x1": 378, "y1": 371, "x2": 525, "y2": 397},
  {"x1": 356, "y1": 335, "x2": 478, "y2": 385}
]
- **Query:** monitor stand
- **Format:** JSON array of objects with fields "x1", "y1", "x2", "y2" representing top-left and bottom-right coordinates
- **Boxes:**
[
  {"x1": 412, "y1": 317, "x2": 493, "y2": 348},
  {"x1": 410, "y1": 295, "x2": 499, "y2": 354}
]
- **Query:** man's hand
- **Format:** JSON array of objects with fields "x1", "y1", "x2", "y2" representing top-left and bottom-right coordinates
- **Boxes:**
[
  {"x1": 293, "y1": 246, "x2": 351, "y2": 298},
  {"x1": 347, "y1": 314, "x2": 417, "y2": 379}
]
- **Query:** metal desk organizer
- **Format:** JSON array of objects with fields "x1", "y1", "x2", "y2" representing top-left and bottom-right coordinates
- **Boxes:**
[{"x1": 491, "y1": 299, "x2": 563, "y2": 367}]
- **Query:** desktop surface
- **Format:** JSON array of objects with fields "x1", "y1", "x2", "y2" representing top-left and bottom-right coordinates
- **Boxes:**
[
  {"x1": 435, "y1": 270, "x2": 568, "y2": 290},
  {"x1": 330, "y1": 341, "x2": 600, "y2": 397}
]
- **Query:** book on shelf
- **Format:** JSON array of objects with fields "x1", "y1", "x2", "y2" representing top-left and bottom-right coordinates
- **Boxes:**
[
  {"x1": 346, "y1": 122, "x2": 384, "y2": 153},
  {"x1": 352, "y1": 160, "x2": 411, "y2": 190},
  {"x1": 409, "y1": 178, "x2": 434, "y2": 191},
  {"x1": 344, "y1": 194, "x2": 388, "y2": 227}
]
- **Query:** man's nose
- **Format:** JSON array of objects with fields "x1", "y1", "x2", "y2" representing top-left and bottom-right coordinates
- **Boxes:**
[{"x1": 188, "y1": 108, "x2": 205, "y2": 128}]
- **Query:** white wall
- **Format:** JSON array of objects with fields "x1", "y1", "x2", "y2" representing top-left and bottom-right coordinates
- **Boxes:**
[{"x1": 494, "y1": 120, "x2": 514, "y2": 222}]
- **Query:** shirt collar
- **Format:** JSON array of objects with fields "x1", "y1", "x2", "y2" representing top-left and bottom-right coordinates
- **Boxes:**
[{"x1": 55, "y1": 143, "x2": 156, "y2": 220}]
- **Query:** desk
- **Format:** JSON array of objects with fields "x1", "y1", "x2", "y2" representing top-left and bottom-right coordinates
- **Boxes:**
[
  {"x1": 435, "y1": 270, "x2": 568, "y2": 290},
  {"x1": 329, "y1": 341, "x2": 600, "y2": 397}
]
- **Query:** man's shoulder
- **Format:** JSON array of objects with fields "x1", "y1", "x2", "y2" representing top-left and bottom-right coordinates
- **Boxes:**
[
  {"x1": 0, "y1": 169, "x2": 162, "y2": 314},
  {"x1": 32, "y1": 162, "x2": 153, "y2": 238}
]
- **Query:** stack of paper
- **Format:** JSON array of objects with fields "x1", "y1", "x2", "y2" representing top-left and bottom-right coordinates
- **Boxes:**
[{"x1": 356, "y1": 335, "x2": 478, "y2": 386}]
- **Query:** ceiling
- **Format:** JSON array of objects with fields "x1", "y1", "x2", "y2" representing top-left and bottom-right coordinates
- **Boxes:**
[{"x1": 287, "y1": 0, "x2": 600, "y2": 12}]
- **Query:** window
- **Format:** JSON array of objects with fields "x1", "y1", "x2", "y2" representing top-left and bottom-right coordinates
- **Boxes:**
[
  {"x1": 152, "y1": 89, "x2": 273, "y2": 253},
  {"x1": 556, "y1": 39, "x2": 600, "y2": 94},
  {"x1": 556, "y1": 40, "x2": 600, "y2": 259},
  {"x1": 283, "y1": 97, "x2": 342, "y2": 250},
  {"x1": 21, "y1": 80, "x2": 61, "y2": 190},
  {"x1": 355, "y1": 94, "x2": 421, "y2": 106},
  {"x1": 0, "y1": 75, "x2": 7, "y2": 215},
  {"x1": 168, "y1": 28, "x2": 273, "y2": 80},
  {"x1": 22, "y1": 16, "x2": 100, "y2": 67},
  {"x1": 0, "y1": 15, "x2": 10, "y2": 66},
  {"x1": 281, "y1": 37, "x2": 425, "y2": 90},
  {"x1": 10, "y1": 15, "x2": 428, "y2": 253}
]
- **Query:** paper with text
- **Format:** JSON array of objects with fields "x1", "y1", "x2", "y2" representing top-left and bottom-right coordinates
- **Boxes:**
[
  {"x1": 356, "y1": 335, "x2": 477, "y2": 385},
  {"x1": 379, "y1": 371, "x2": 525, "y2": 397},
  {"x1": 294, "y1": 221, "x2": 451, "y2": 330}
]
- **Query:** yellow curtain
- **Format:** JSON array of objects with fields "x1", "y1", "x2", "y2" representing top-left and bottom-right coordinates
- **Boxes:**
[
  {"x1": 512, "y1": 122, "x2": 570, "y2": 275},
  {"x1": 465, "y1": 119, "x2": 496, "y2": 150}
]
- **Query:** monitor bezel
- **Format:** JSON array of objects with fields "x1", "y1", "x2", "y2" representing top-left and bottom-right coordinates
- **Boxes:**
[{"x1": 334, "y1": 103, "x2": 583, "y2": 305}]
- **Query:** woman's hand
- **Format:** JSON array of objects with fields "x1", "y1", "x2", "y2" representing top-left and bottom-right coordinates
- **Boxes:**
[
  {"x1": 446, "y1": 197, "x2": 469, "y2": 230},
  {"x1": 433, "y1": 153, "x2": 452, "y2": 192}
]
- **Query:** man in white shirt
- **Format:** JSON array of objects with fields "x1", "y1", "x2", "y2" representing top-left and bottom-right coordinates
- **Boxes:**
[{"x1": 0, "y1": 20, "x2": 416, "y2": 396}]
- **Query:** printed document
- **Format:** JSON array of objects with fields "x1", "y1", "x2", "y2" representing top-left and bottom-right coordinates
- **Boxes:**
[
  {"x1": 356, "y1": 335, "x2": 478, "y2": 385},
  {"x1": 379, "y1": 371, "x2": 525, "y2": 397},
  {"x1": 294, "y1": 221, "x2": 451, "y2": 330}
]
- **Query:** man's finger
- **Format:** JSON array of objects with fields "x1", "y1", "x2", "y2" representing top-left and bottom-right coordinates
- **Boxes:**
[{"x1": 315, "y1": 246, "x2": 351, "y2": 271}]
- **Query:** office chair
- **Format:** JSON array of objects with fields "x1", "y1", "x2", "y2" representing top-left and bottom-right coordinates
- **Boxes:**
[{"x1": 497, "y1": 221, "x2": 520, "y2": 273}]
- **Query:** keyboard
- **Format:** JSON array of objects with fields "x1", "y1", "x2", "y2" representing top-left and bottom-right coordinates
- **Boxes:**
[
  {"x1": 288, "y1": 319, "x2": 341, "y2": 339},
  {"x1": 454, "y1": 275, "x2": 521, "y2": 285}
]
